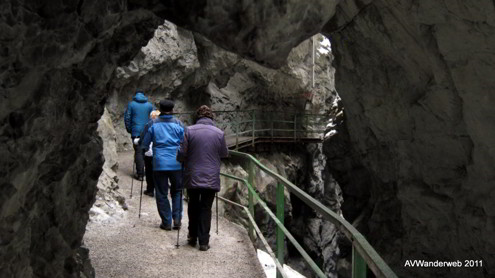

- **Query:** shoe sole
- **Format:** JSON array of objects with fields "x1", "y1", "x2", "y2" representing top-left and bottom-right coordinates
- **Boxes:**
[{"x1": 199, "y1": 245, "x2": 210, "y2": 251}]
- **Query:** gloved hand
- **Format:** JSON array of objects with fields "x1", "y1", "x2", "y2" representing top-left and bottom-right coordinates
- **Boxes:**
[{"x1": 133, "y1": 138, "x2": 140, "y2": 145}]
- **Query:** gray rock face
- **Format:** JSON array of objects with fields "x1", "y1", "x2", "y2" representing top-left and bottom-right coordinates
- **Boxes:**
[
  {"x1": 107, "y1": 21, "x2": 200, "y2": 150},
  {"x1": 108, "y1": 19, "x2": 335, "y2": 151},
  {"x1": 324, "y1": 1, "x2": 495, "y2": 277},
  {"x1": 130, "y1": 0, "x2": 340, "y2": 68},
  {"x1": 0, "y1": 1, "x2": 161, "y2": 277},
  {"x1": 91, "y1": 108, "x2": 126, "y2": 223}
]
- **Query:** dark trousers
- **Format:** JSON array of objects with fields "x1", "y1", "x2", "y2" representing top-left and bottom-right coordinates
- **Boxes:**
[
  {"x1": 154, "y1": 170, "x2": 183, "y2": 226},
  {"x1": 187, "y1": 188, "x2": 216, "y2": 246},
  {"x1": 144, "y1": 156, "x2": 154, "y2": 192},
  {"x1": 132, "y1": 138, "x2": 145, "y2": 176}
]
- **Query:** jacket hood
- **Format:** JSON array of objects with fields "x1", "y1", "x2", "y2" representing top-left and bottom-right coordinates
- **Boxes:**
[{"x1": 133, "y1": 92, "x2": 148, "y2": 103}]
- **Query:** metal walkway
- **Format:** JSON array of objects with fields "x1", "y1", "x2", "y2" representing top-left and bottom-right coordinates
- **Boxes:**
[{"x1": 175, "y1": 110, "x2": 327, "y2": 150}]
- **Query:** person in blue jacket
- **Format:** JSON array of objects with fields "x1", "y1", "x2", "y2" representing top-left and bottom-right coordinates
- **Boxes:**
[
  {"x1": 124, "y1": 91, "x2": 153, "y2": 180},
  {"x1": 141, "y1": 99, "x2": 185, "y2": 231}
]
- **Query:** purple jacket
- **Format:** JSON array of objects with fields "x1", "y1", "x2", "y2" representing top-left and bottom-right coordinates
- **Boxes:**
[{"x1": 177, "y1": 117, "x2": 229, "y2": 192}]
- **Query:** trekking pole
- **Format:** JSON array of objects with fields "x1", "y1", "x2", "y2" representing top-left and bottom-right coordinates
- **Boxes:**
[
  {"x1": 138, "y1": 177, "x2": 144, "y2": 218},
  {"x1": 130, "y1": 161, "x2": 135, "y2": 198},
  {"x1": 176, "y1": 163, "x2": 184, "y2": 249},
  {"x1": 215, "y1": 193, "x2": 219, "y2": 234},
  {"x1": 176, "y1": 189, "x2": 183, "y2": 249}
]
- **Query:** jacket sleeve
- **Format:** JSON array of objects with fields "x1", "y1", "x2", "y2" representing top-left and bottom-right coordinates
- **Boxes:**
[
  {"x1": 141, "y1": 125, "x2": 153, "y2": 152},
  {"x1": 219, "y1": 133, "x2": 229, "y2": 158},
  {"x1": 176, "y1": 128, "x2": 188, "y2": 162},
  {"x1": 139, "y1": 121, "x2": 152, "y2": 148},
  {"x1": 124, "y1": 103, "x2": 132, "y2": 133}
]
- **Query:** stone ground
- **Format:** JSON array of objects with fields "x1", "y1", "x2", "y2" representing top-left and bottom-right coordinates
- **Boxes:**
[{"x1": 84, "y1": 152, "x2": 266, "y2": 278}]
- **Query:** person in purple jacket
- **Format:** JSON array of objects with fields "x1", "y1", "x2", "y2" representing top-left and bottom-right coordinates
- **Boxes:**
[{"x1": 177, "y1": 105, "x2": 229, "y2": 251}]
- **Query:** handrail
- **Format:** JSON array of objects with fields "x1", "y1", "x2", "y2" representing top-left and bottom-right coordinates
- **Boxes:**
[
  {"x1": 172, "y1": 109, "x2": 328, "y2": 150},
  {"x1": 220, "y1": 150, "x2": 398, "y2": 278},
  {"x1": 220, "y1": 172, "x2": 327, "y2": 278}
]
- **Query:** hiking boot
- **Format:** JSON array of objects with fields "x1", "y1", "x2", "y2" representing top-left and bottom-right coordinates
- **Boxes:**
[
  {"x1": 187, "y1": 233, "x2": 197, "y2": 247},
  {"x1": 173, "y1": 219, "x2": 181, "y2": 230},
  {"x1": 188, "y1": 239, "x2": 197, "y2": 247},
  {"x1": 199, "y1": 244, "x2": 210, "y2": 251},
  {"x1": 159, "y1": 223, "x2": 172, "y2": 231},
  {"x1": 134, "y1": 174, "x2": 144, "y2": 181},
  {"x1": 143, "y1": 190, "x2": 154, "y2": 197}
]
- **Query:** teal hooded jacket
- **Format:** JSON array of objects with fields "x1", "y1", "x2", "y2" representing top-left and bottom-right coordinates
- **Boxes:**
[{"x1": 124, "y1": 92, "x2": 154, "y2": 137}]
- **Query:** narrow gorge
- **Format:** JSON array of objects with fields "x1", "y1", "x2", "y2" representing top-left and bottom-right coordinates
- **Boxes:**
[{"x1": 1, "y1": 1, "x2": 494, "y2": 278}]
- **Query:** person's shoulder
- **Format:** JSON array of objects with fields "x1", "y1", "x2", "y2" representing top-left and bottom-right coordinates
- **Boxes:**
[
  {"x1": 191, "y1": 123, "x2": 223, "y2": 134},
  {"x1": 171, "y1": 117, "x2": 185, "y2": 126},
  {"x1": 210, "y1": 124, "x2": 224, "y2": 134}
]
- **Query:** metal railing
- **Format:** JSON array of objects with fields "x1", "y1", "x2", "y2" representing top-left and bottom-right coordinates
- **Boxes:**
[
  {"x1": 219, "y1": 150, "x2": 398, "y2": 278},
  {"x1": 174, "y1": 110, "x2": 328, "y2": 149}
]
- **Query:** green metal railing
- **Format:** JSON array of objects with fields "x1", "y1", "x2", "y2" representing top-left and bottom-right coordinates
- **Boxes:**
[
  {"x1": 174, "y1": 110, "x2": 328, "y2": 149},
  {"x1": 219, "y1": 150, "x2": 397, "y2": 278}
]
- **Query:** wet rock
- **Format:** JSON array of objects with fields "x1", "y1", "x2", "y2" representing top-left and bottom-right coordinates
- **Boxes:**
[{"x1": 324, "y1": 1, "x2": 495, "y2": 276}]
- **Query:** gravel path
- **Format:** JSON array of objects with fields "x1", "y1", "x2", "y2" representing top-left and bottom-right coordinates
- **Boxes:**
[{"x1": 84, "y1": 152, "x2": 266, "y2": 278}]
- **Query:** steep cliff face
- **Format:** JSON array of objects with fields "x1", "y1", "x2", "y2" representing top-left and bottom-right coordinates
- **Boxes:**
[
  {"x1": 324, "y1": 1, "x2": 495, "y2": 277},
  {"x1": 0, "y1": 1, "x2": 160, "y2": 277},
  {"x1": 108, "y1": 20, "x2": 335, "y2": 151}
]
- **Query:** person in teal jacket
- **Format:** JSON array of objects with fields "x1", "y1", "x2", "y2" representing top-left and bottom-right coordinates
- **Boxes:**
[{"x1": 124, "y1": 91, "x2": 153, "y2": 179}]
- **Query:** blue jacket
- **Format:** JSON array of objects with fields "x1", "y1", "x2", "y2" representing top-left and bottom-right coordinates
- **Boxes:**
[
  {"x1": 124, "y1": 92, "x2": 154, "y2": 137},
  {"x1": 141, "y1": 115, "x2": 185, "y2": 171}
]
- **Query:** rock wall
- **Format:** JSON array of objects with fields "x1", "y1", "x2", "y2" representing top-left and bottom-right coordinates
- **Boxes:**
[
  {"x1": 90, "y1": 107, "x2": 126, "y2": 223},
  {"x1": 324, "y1": 1, "x2": 495, "y2": 277},
  {"x1": 107, "y1": 20, "x2": 336, "y2": 151},
  {"x1": 129, "y1": 0, "x2": 339, "y2": 68},
  {"x1": 106, "y1": 21, "x2": 200, "y2": 150},
  {"x1": 0, "y1": 1, "x2": 161, "y2": 277}
]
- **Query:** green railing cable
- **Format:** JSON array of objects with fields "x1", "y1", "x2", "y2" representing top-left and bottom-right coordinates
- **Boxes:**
[
  {"x1": 220, "y1": 173, "x2": 327, "y2": 278},
  {"x1": 215, "y1": 195, "x2": 290, "y2": 278},
  {"x1": 226, "y1": 150, "x2": 398, "y2": 278}
]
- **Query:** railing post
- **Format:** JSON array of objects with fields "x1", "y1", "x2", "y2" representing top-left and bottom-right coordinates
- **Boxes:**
[
  {"x1": 271, "y1": 114, "x2": 274, "y2": 142},
  {"x1": 306, "y1": 114, "x2": 309, "y2": 138},
  {"x1": 252, "y1": 110, "x2": 256, "y2": 147},
  {"x1": 352, "y1": 245, "x2": 367, "y2": 278},
  {"x1": 247, "y1": 161, "x2": 256, "y2": 242},
  {"x1": 276, "y1": 182, "x2": 285, "y2": 278},
  {"x1": 293, "y1": 114, "x2": 297, "y2": 142},
  {"x1": 235, "y1": 112, "x2": 239, "y2": 150}
]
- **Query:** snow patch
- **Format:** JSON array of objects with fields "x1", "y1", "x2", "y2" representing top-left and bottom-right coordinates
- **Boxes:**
[
  {"x1": 257, "y1": 249, "x2": 306, "y2": 278},
  {"x1": 317, "y1": 37, "x2": 332, "y2": 55}
]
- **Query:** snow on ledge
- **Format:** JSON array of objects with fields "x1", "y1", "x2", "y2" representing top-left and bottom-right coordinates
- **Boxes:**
[{"x1": 257, "y1": 249, "x2": 306, "y2": 278}]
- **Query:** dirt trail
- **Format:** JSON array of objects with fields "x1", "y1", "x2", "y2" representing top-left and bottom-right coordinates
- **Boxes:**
[{"x1": 84, "y1": 152, "x2": 266, "y2": 278}]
